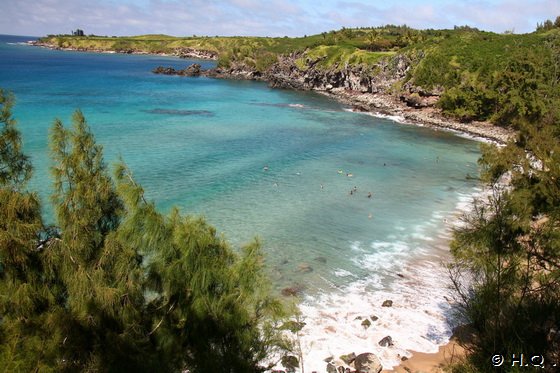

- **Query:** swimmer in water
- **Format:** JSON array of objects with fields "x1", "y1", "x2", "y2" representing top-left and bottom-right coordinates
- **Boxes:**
[{"x1": 367, "y1": 192, "x2": 372, "y2": 198}]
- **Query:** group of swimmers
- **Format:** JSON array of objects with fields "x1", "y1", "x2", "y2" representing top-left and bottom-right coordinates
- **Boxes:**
[{"x1": 349, "y1": 185, "x2": 373, "y2": 198}]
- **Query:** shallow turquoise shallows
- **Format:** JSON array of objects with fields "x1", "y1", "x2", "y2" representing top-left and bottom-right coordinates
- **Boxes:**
[{"x1": 0, "y1": 35, "x2": 480, "y2": 295}]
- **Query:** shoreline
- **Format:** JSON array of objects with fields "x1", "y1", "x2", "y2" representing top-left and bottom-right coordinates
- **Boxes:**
[
  {"x1": 28, "y1": 41, "x2": 219, "y2": 60},
  {"x1": 383, "y1": 330, "x2": 467, "y2": 373},
  {"x1": 318, "y1": 88, "x2": 515, "y2": 145},
  {"x1": 29, "y1": 41, "x2": 516, "y2": 145},
  {"x1": 28, "y1": 41, "x2": 486, "y2": 372}
]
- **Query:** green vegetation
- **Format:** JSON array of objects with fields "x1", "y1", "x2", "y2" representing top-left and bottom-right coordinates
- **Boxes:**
[
  {"x1": 41, "y1": 24, "x2": 560, "y2": 130},
  {"x1": 0, "y1": 90, "x2": 292, "y2": 372},
  {"x1": 25, "y1": 19, "x2": 560, "y2": 371},
  {"x1": 448, "y1": 18, "x2": 560, "y2": 373}
]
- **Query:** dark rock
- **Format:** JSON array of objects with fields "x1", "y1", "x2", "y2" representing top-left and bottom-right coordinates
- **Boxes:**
[
  {"x1": 378, "y1": 335, "x2": 394, "y2": 347},
  {"x1": 354, "y1": 316, "x2": 363, "y2": 320},
  {"x1": 152, "y1": 66, "x2": 179, "y2": 75},
  {"x1": 281, "y1": 284, "x2": 305, "y2": 297},
  {"x1": 326, "y1": 362, "x2": 337, "y2": 373},
  {"x1": 382, "y1": 300, "x2": 393, "y2": 307},
  {"x1": 354, "y1": 352, "x2": 383, "y2": 373},
  {"x1": 281, "y1": 355, "x2": 299, "y2": 372},
  {"x1": 314, "y1": 256, "x2": 327, "y2": 263},
  {"x1": 361, "y1": 319, "x2": 371, "y2": 329},
  {"x1": 324, "y1": 356, "x2": 334, "y2": 363},
  {"x1": 339, "y1": 352, "x2": 356, "y2": 365},
  {"x1": 181, "y1": 63, "x2": 202, "y2": 77},
  {"x1": 152, "y1": 64, "x2": 202, "y2": 77},
  {"x1": 370, "y1": 315, "x2": 379, "y2": 321},
  {"x1": 401, "y1": 356, "x2": 408, "y2": 361}
]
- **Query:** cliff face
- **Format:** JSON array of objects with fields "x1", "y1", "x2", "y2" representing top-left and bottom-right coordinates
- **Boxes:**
[{"x1": 263, "y1": 52, "x2": 411, "y2": 94}]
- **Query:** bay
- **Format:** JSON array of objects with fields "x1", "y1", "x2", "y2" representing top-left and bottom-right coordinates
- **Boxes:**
[{"x1": 1, "y1": 34, "x2": 481, "y2": 370}]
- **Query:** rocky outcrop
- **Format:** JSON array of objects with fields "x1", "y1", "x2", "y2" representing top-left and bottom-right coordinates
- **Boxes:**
[
  {"x1": 147, "y1": 48, "x2": 515, "y2": 144},
  {"x1": 152, "y1": 64, "x2": 202, "y2": 77},
  {"x1": 263, "y1": 52, "x2": 411, "y2": 95},
  {"x1": 176, "y1": 47, "x2": 218, "y2": 60},
  {"x1": 354, "y1": 353, "x2": 382, "y2": 373},
  {"x1": 378, "y1": 336, "x2": 394, "y2": 347}
]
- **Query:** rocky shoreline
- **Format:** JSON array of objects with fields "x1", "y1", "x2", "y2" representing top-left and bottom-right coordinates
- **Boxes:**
[
  {"x1": 29, "y1": 41, "x2": 218, "y2": 60},
  {"x1": 31, "y1": 40, "x2": 515, "y2": 143},
  {"x1": 152, "y1": 60, "x2": 515, "y2": 145},
  {"x1": 30, "y1": 41, "x2": 488, "y2": 373}
]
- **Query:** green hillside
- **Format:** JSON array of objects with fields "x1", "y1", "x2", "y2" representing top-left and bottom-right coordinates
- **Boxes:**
[{"x1": 39, "y1": 24, "x2": 560, "y2": 129}]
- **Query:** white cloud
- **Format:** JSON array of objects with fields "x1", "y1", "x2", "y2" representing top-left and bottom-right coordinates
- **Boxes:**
[{"x1": 0, "y1": 0, "x2": 558, "y2": 37}]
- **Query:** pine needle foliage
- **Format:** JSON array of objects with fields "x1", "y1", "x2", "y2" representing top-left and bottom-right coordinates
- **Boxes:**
[
  {"x1": 1, "y1": 95, "x2": 291, "y2": 372},
  {"x1": 114, "y1": 165, "x2": 290, "y2": 372},
  {"x1": 0, "y1": 89, "x2": 56, "y2": 372},
  {"x1": 0, "y1": 89, "x2": 32, "y2": 188},
  {"x1": 450, "y1": 117, "x2": 560, "y2": 371}
]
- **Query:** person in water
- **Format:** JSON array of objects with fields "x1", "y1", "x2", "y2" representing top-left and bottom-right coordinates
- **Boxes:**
[{"x1": 367, "y1": 192, "x2": 372, "y2": 198}]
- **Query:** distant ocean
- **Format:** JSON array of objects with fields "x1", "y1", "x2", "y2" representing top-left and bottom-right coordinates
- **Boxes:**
[{"x1": 0, "y1": 34, "x2": 481, "y2": 370}]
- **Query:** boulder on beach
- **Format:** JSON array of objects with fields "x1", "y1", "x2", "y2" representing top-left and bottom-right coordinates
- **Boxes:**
[
  {"x1": 326, "y1": 362, "x2": 337, "y2": 373},
  {"x1": 382, "y1": 299, "x2": 393, "y2": 307},
  {"x1": 339, "y1": 352, "x2": 356, "y2": 364},
  {"x1": 354, "y1": 352, "x2": 383, "y2": 373},
  {"x1": 378, "y1": 335, "x2": 394, "y2": 347},
  {"x1": 281, "y1": 355, "x2": 299, "y2": 372}
]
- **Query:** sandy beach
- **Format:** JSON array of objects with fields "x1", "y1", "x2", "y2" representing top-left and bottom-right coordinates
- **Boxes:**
[{"x1": 385, "y1": 324, "x2": 473, "y2": 373}]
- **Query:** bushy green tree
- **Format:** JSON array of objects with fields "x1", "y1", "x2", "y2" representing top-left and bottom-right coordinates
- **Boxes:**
[
  {"x1": 114, "y1": 165, "x2": 290, "y2": 372},
  {"x1": 450, "y1": 117, "x2": 560, "y2": 371},
  {"x1": 0, "y1": 89, "x2": 58, "y2": 372},
  {"x1": 0, "y1": 94, "x2": 291, "y2": 372}
]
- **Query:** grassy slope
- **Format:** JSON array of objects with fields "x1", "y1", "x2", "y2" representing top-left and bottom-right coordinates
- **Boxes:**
[{"x1": 40, "y1": 26, "x2": 560, "y2": 128}]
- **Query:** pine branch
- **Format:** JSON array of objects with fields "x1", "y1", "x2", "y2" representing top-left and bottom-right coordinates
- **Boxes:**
[{"x1": 148, "y1": 301, "x2": 176, "y2": 336}]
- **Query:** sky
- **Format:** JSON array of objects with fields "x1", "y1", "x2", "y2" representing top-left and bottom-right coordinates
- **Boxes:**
[{"x1": 1, "y1": 0, "x2": 559, "y2": 37}]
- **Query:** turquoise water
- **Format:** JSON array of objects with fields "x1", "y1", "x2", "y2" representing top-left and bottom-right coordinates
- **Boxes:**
[
  {"x1": 0, "y1": 35, "x2": 481, "y2": 290},
  {"x1": 1, "y1": 35, "x2": 481, "y2": 367}
]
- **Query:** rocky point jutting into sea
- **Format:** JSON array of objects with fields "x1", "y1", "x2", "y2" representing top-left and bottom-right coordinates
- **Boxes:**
[
  {"x1": 33, "y1": 39, "x2": 514, "y2": 144},
  {"x1": 152, "y1": 55, "x2": 514, "y2": 144}
]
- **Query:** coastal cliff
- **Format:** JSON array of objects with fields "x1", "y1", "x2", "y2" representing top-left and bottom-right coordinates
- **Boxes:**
[
  {"x1": 35, "y1": 26, "x2": 560, "y2": 144},
  {"x1": 152, "y1": 53, "x2": 514, "y2": 143}
]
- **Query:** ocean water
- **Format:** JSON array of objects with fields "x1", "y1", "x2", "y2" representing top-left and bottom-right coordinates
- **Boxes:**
[{"x1": 1, "y1": 35, "x2": 481, "y2": 370}]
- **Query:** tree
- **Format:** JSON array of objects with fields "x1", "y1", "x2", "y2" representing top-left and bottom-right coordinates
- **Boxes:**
[
  {"x1": 47, "y1": 111, "x2": 158, "y2": 372},
  {"x1": 0, "y1": 89, "x2": 32, "y2": 188},
  {"x1": 1, "y1": 99, "x2": 292, "y2": 372},
  {"x1": 0, "y1": 89, "x2": 54, "y2": 371},
  {"x1": 450, "y1": 117, "x2": 560, "y2": 371},
  {"x1": 114, "y1": 165, "x2": 291, "y2": 372}
]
